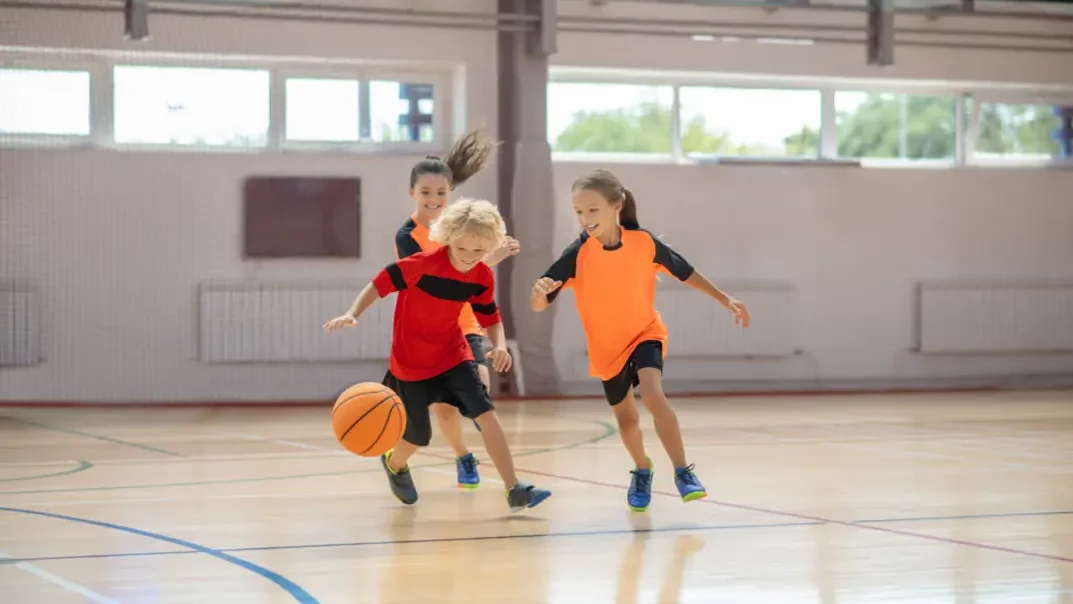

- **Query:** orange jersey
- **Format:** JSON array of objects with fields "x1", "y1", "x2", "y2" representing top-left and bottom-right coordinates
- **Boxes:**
[
  {"x1": 541, "y1": 226, "x2": 695, "y2": 381},
  {"x1": 394, "y1": 214, "x2": 485, "y2": 337}
]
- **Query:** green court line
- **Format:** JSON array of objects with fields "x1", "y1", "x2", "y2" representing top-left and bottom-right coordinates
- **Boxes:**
[
  {"x1": 0, "y1": 419, "x2": 617, "y2": 497},
  {"x1": 0, "y1": 460, "x2": 94, "y2": 484},
  {"x1": 3, "y1": 416, "x2": 183, "y2": 458}
]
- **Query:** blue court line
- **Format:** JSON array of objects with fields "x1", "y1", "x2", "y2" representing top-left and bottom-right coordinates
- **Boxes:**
[
  {"x1": 0, "y1": 506, "x2": 318, "y2": 604},
  {"x1": 4, "y1": 508, "x2": 1073, "y2": 565},
  {"x1": 3, "y1": 416, "x2": 182, "y2": 457}
]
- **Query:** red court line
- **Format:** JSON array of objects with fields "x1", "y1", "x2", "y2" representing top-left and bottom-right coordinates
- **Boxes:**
[{"x1": 419, "y1": 451, "x2": 1073, "y2": 565}]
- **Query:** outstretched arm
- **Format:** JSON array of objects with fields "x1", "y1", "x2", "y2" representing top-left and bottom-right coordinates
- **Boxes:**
[
  {"x1": 652, "y1": 235, "x2": 750, "y2": 328},
  {"x1": 324, "y1": 257, "x2": 423, "y2": 331},
  {"x1": 324, "y1": 282, "x2": 380, "y2": 331}
]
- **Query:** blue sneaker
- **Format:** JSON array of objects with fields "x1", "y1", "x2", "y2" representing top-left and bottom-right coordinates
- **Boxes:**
[
  {"x1": 456, "y1": 452, "x2": 480, "y2": 490},
  {"x1": 674, "y1": 464, "x2": 707, "y2": 502},
  {"x1": 627, "y1": 460, "x2": 654, "y2": 512},
  {"x1": 506, "y1": 481, "x2": 551, "y2": 512}
]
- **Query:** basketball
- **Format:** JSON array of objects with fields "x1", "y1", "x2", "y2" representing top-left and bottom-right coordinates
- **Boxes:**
[{"x1": 331, "y1": 382, "x2": 406, "y2": 457}]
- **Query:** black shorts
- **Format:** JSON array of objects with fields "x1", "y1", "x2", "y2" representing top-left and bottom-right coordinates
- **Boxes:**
[
  {"x1": 465, "y1": 333, "x2": 489, "y2": 367},
  {"x1": 601, "y1": 340, "x2": 664, "y2": 406},
  {"x1": 382, "y1": 361, "x2": 495, "y2": 447}
]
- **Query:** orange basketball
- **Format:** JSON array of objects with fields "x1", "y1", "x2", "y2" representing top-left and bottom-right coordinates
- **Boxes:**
[{"x1": 331, "y1": 382, "x2": 406, "y2": 457}]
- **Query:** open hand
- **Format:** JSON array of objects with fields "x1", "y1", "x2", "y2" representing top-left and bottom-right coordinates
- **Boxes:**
[
  {"x1": 727, "y1": 298, "x2": 750, "y2": 328},
  {"x1": 531, "y1": 277, "x2": 562, "y2": 297},
  {"x1": 323, "y1": 314, "x2": 357, "y2": 331},
  {"x1": 485, "y1": 236, "x2": 521, "y2": 265},
  {"x1": 487, "y1": 347, "x2": 513, "y2": 373}
]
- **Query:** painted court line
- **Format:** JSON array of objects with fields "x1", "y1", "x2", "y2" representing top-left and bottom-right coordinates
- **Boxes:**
[
  {"x1": 0, "y1": 460, "x2": 94, "y2": 484},
  {"x1": 0, "y1": 506, "x2": 318, "y2": 604},
  {"x1": 0, "y1": 519, "x2": 820, "y2": 564},
  {"x1": 513, "y1": 466, "x2": 1073, "y2": 566},
  {"x1": 2, "y1": 416, "x2": 182, "y2": 458},
  {"x1": 4, "y1": 506, "x2": 1073, "y2": 566},
  {"x1": 0, "y1": 550, "x2": 121, "y2": 604}
]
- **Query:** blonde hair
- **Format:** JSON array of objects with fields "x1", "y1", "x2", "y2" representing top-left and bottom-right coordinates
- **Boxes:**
[{"x1": 428, "y1": 198, "x2": 506, "y2": 248}]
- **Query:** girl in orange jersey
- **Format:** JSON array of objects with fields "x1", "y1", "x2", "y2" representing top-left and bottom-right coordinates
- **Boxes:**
[
  {"x1": 392, "y1": 129, "x2": 519, "y2": 489},
  {"x1": 530, "y1": 169, "x2": 750, "y2": 511}
]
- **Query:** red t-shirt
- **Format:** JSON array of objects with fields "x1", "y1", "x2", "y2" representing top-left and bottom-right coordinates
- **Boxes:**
[
  {"x1": 372, "y1": 246, "x2": 501, "y2": 381},
  {"x1": 394, "y1": 215, "x2": 485, "y2": 338}
]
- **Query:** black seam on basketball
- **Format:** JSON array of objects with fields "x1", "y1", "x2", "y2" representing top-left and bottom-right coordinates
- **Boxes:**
[
  {"x1": 340, "y1": 393, "x2": 397, "y2": 443},
  {"x1": 361, "y1": 402, "x2": 396, "y2": 455},
  {"x1": 332, "y1": 387, "x2": 391, "y2": 418}
]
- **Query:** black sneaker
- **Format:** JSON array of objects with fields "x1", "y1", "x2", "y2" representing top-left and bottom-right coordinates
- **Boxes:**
[
  {"x1": 506, "y1": 481, "x2": 551, "y2": 512},
  {"x1": 381, "y1": 451, "x2": 418, "y2": 505}
]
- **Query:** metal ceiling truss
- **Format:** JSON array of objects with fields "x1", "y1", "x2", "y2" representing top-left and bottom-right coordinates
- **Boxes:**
[{"x1": 0, "y1": 0, "x2": 1070, "y2": 66}]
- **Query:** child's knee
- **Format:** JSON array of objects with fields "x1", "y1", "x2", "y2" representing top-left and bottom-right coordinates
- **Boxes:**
[
  {"x1": 612, "y1": 404, "x2": 641, "y2": 432},
  {"x1": 431, "y1": 402, "x2": 457, "y2": 420}
]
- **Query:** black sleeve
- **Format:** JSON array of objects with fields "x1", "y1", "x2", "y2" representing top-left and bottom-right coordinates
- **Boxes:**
[
  {"x1": 649, "y1": 231, "x2": 695, "y2": 282},
  {"x1": 542, "y1": 236, "x2": 583, "y2": 303},
  {"x1": 395, "y1": 230, "x2": 422, "y2": 259}
]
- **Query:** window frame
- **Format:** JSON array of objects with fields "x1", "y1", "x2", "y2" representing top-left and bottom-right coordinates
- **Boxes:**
[
  {"x1": 0, "y1": 53, "x2": 106, "y2": 147},
  {"x1": 964, "y1": 91, "x2": 1073, "y2": 168},
  {"x1": 107, "y1": 60, "x2": 274, "y2": 153},
  {"x1": 0, "y1": 49, "x2": 455, "y2": 155},
  {"x1": 277, "y1": 65, "x2": 447, "y2": 155},
  {"x1": 546, "y1": 79, "x2": 678, "y2": 161},
  {"x1": 548, "y1": 66, "x2": 1073, "y2": 169}
]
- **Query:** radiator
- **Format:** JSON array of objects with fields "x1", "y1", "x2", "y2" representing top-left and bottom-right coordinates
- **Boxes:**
[
  {"x1": 918, "y1": 281, "x2": 1073, "y2": 354},
  {"x1": 198, "y1": 283, "x2": 394, "y2": 363},
  {"x1": 0, "y1": 286, "x2": 42, "y2": 367},
  {"x1": 656, "y1": 282, "x2": 798, "y2": 357}
]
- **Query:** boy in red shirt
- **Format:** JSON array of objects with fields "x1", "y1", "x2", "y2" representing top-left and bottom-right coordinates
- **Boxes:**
[{"x1": 325, "y1": 199, "x2": 550, "y2": 511}]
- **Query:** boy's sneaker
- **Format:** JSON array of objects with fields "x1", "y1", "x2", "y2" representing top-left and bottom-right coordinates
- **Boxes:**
[
  {"x1": 627, "y1": 459, "x2": 654, "y2": 512},
  {"x1": 674, "y1": 464, "x2": 707, "y2": 502},
  {"x1": 506, "y1": 481, "x2": 551, "y2": 512},
  {"x1": 381, "y1": 450, "x2": 418, "y2": 505},
  {"x1": 456, "y1": 452, "x2": 480, "y2": 490}
]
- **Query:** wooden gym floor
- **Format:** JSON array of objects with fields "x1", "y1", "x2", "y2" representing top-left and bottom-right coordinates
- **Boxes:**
[{"x1": 1, "y1": 390, "x2": 1071, "y2": 603}]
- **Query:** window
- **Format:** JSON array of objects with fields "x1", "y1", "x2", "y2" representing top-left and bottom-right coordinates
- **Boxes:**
[
  {"x1": 548, "y1": 82, "x2": 674, "y2": 154},
  {"x1": 974, "y1": 102, "x2": 1062, "y2": 160},
  {"x1": 835, "y1": 91, "x2": 958, "y2": 160},
  {"x1": 369, "y1": 80, "x2": 435, "y2": 143},
  {"x1": 678, "y1": 87, "x2": 821, "y2": 158},
  {"x1": 285, "y1": 78, "x2": 360, "y2": 142},
  {"x1": 113, "y1": 65, "x2": 269, "y2": 147},
  {"x1": 0, "y1": 68, "x2": 91, "y2": 136}
]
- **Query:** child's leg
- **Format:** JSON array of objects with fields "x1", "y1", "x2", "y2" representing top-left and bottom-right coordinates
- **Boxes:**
[
  {"x1": 447, "y1": 361, "x2": 551, "y2": 511},
  {"x1": 380, "y1": 373, "x2": 434, "y2": 505},
  {"x1": 471, "y1": 410, "x2": 516, "y2": 485},
  {"x1": 603, "y1": 374, "x2": 654, "y2": 511},
  {"x1": 431, "y1": 403, "x2": 471, "y2": 457},
  {"x1": 469, "y1": 334, "x2": 490, "y2": 434},
  {"x1": 609, "y1": 390, "x2": 650, "y2": 470},
  {"x1": 632, "y1": 341, "x2": 706, "y2": 502},
  {"x1": 635, "y1": 368, "x2": 687, "y2": 469}
]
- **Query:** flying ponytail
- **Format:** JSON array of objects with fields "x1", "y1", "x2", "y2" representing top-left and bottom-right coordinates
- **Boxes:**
[{"x1": 409, "y1": 128, "x2": 500, "y2": 189}]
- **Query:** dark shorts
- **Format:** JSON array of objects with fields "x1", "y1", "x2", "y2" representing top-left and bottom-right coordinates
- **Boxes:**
[
  {"x1": 465, "y1": 333, "x2": 489, "y2": 367},
  {"x1": 601, "y1": 340, "x2": 664, "y2": 406},
  {"x1": 382, "y1": 361, "x2": 495, "y2": 447}
]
